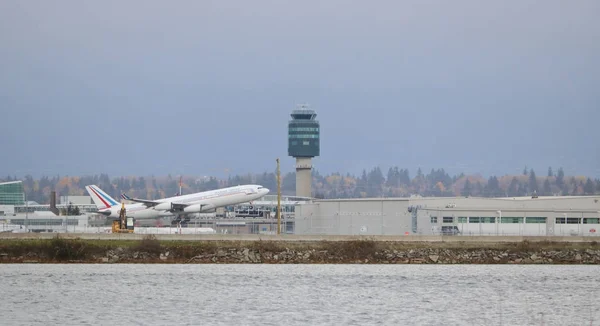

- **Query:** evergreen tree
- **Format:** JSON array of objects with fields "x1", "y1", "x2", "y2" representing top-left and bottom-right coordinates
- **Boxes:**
[
  {"x1": 584, "y1": 178, "x2": 595, "y2": 195},
  {"x1": 399, "y1": 169, "x2": 410, "y2": 186},
  {"x1": 262, "y1": 172, "x2": 277, "y2": 192},
  {"x1": 462, "y1": 179, "x2": 472, "y2": 197},
  {"x1": 367, "y1": 167, "x2": 385, "y2": 197},
  {"x1": 358, "y1": 169, "x2": 368, "y2": 193},
  {"x1": 508, "y1": 177, "x2": 519, "y2": 197},
  {"x1": 572, "y1": 180, "x2": 583, "y2": 195},
  {"x1": 517, "y1": 182, "x2": 527, "y2": 196},
  {"x1": 543, "y1": 178, "x2": 552, "y2": 196},
  {"x1": 394, "y1": 167, "x2": 402, "y2": 187},
  {"x1": 528, "y1": 169, "x2": 538, "y2": 193},
  {"x1": 282, "y1": 172, "x2": 296, "y2": 193},
  {"x1": 351, "y1": 170, "x2": 367, "y2": 197},
  {"x1": 410, "y1": 168, "x2": 426, "y2": 194},
  {"x1": 314, "y1": 191, "x2": 325, "y2": 199},
  {"x1": 386, "y1": 167, "x2": 399, "y2": 187},
  {"x1": 165, "y1": 179, "x2": 179, "y2": 196},
  {"x1": 474, "y1": 181, "x2": 483, "y2": 196},
  {"x1": 138, "y1": 177, "x2": 146, "y2": 190},
  {"x1": 205, "y1": 177, "x2": 219, "y2": 190},
  {"x1": 556, "y1": 167, "x2": 565, "y2": 189},
  {"x1": 547, "y1": 167, "x2": 553, "y2": 177},
  {"x1": 485, "y1": 176, "x2": 501, "y2": 197},
  {"x1": 23, "y1": 175, "x2": 34, "y2": 192}
]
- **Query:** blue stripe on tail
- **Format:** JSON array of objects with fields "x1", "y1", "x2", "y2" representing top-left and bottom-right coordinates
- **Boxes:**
[{"x1": 93, "y1": 186, "x2": 119, "y2": 206}]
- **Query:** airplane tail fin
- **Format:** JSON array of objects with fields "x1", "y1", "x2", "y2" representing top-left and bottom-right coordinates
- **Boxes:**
[{"x1": 85, "y1": 185, "x2": 120, "y2": 210}]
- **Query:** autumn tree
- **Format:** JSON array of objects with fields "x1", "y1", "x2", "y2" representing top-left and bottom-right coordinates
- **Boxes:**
[{"x1": 507, "y1": 177, "x2": 519, "y2": 197}]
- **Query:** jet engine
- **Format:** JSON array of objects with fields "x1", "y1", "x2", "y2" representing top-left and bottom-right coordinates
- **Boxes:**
[
  {"x1": 153, "y1": 202, "x2": 173, "y2": 211},
  {"x1": 183, "y1": 203, "x2": 215, "y2": 213}
]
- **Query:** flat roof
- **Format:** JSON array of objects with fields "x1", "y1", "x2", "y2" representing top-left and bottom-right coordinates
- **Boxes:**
[
  {"x1": 315, "y1": 197, "x2": 410, "y2": 202},
  {"x1": 0, "y1": 181, "x2": 22, "y2": 186},
  {"x1": 314, "y1": 195, "x2": 600, "y2": 203}
]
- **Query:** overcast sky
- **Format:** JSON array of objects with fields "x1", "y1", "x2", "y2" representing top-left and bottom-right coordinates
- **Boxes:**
[{"x1": 1, "y1": 0, "x2": 599, "y2": 179}]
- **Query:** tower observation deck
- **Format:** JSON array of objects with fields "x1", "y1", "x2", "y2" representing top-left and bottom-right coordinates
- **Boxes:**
[{"x1": 288, "y1": 104, "x2": 320, "y2": 198}]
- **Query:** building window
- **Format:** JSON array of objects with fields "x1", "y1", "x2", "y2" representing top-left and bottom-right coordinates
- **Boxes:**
[
  {"x1": 288, "y1": 134, "x2": 319, "y2": 139},
  {"x1": 469, "y1": 217, "x2": 480, "y2": 223},
  {"x1": 443, "y1": 216, "x2": 453, "y2": 223},
  {"x1": 0, "y1": 181, "x2": 25, "y2": 205},
  {"x1": 303, "y1": 141, "x2": 309, "y2": 145},
  {"x1": 289, "y1": 127, "x2": 319, "y2": 132},
  {"x1": 501, "y1": 217, "x2": 523, "y2": 223},
  {"x1": 557, "y1": 217, "x2": 582, "y2": 224},
  {"x1": 481, "y1": 217, "x2": 495, "y2": 223},
  {"x1": 583, "y1": 218, "x2": 600, "y2": 224},
  {"x1": 430, "y1": 216, "x2": 437, "y2": 224},
  {"x1": 291, "y1": 141, "x2": 298, "y2": 145},
  {"x1": 458, "y1": 216, "x2": 467, "y2": 223},
  {"x1": 526, "y1": 217, "x2": 546, "y2": 223}
]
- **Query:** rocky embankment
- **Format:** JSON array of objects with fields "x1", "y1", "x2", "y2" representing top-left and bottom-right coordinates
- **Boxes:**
[{"x1": 1, "y1": 236, "x2": 599, "y2": 264}]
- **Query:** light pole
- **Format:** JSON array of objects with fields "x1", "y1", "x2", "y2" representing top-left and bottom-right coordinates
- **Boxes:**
[
  {"x1": 276, "y1": 158, "x2": 281, "y2": 235},
  {"x1": 496, "y1": 210, "x2": 501, "y2": 236},
  {"x1": 25, "y1": 190, "x2": 28, "y2": 232}
]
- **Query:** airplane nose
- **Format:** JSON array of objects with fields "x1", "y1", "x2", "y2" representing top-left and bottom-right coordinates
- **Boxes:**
[{"x1": 262, "y1": 188, "x2": 269, "y2": 194}]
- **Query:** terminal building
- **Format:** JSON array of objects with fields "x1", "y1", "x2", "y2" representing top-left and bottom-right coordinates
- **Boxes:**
[
  {"x1": 1, "y1": 181, "x2": 101, "y2": 233},
  {"x1": 293, "y1": 195, "x2": 600, "y2": 236},
  {"x1": 0, "y1": 181, "x2": 25, "y2": 206}
]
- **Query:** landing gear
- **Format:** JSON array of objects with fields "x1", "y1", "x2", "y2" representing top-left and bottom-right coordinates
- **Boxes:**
[{"x1": 171, "y1": 215, "x2": 191, "y2": 227}]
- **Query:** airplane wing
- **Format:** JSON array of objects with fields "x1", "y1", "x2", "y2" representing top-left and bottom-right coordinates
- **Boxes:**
[
  {"x1": 170, "y1": 203, "x2": 189, "y2": 210},
  {"x1": 121, "y1": 194, "x2": 160, "y2": 208},
  {"x1": 121, "y1": 193, "x2": 191, "y2": 211}
]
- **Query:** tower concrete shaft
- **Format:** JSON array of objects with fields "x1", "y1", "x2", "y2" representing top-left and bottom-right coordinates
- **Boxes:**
[{"x1": 295, "y1": 157, "x2": 312, "y2": 198}]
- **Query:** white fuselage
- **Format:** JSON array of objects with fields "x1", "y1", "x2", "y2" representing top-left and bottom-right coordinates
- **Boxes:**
[{"x1": 99, "y1": 185, "x2": 268, "y2": 220}]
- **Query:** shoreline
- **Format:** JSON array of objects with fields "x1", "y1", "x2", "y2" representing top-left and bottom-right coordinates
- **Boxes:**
[{"x1": 1, "y1": 235, "x2": 599, "y2": 264}]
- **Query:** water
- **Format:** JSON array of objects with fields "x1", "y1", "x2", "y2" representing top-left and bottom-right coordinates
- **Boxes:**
[{"x1": 1, "y1": 264, "x2": 599, "y2": 326}]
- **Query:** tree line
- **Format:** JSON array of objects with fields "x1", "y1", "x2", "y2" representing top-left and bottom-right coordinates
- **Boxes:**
[{"x1": 2, "y1": 166, "x2": 600, "y2": 204}]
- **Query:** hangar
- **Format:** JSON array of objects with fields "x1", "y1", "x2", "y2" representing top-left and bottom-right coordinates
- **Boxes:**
[{"x1": 294, "y1": 195, "x2": 600, "y2": 236}]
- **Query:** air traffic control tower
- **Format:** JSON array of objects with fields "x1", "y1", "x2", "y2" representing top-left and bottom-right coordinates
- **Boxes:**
[{"x1": 288, "y1": 104, "x2": 320, "y2": 198}]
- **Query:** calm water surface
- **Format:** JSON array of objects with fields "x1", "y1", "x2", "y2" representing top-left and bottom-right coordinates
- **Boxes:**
[{"x1": 1, "y1": 264, "x2": 599, "y2": 326}]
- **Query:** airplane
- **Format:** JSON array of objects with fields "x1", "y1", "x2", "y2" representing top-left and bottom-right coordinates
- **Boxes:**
[{"x1": 85, "y1": 184, "x2": 269, "y2": 223}]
